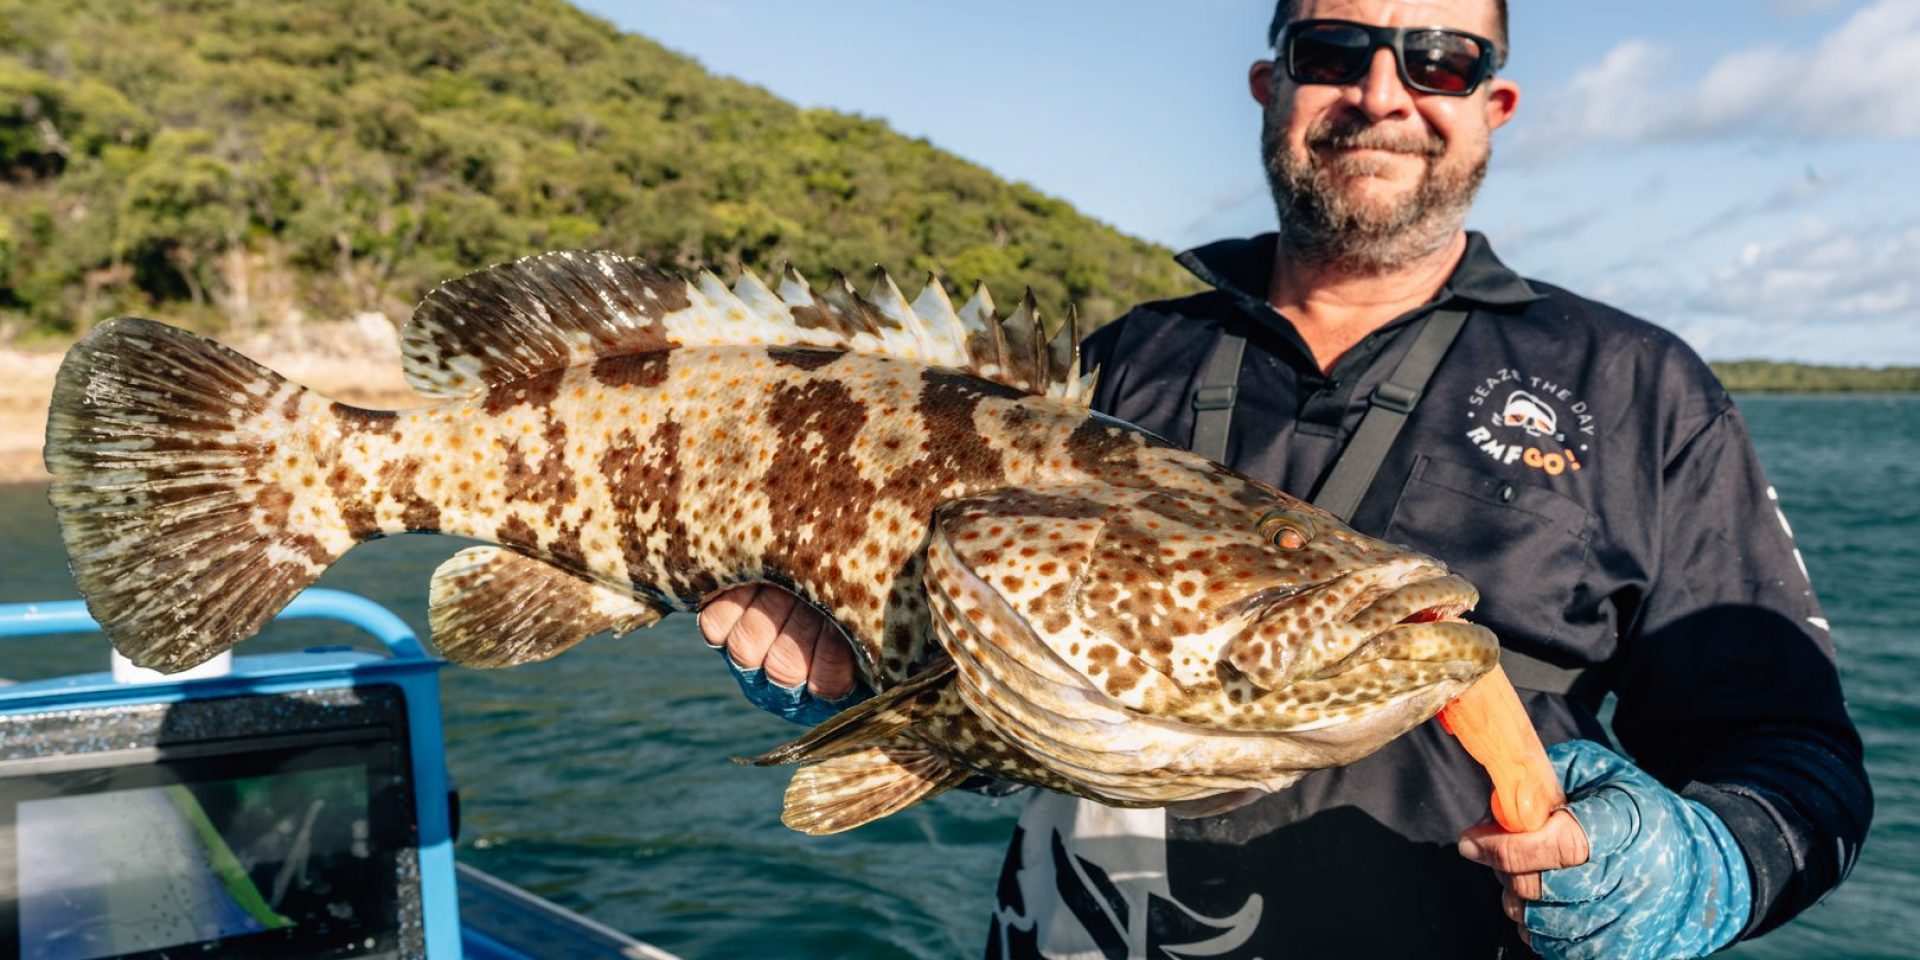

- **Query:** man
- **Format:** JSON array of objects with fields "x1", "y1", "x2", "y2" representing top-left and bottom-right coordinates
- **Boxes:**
[{"x1": 699, "y1": 1, "x2": 1872, "y2": 956}]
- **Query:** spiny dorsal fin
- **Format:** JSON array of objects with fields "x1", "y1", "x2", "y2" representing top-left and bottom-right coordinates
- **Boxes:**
[
  {"x1": 401, "y1": 250, "x2": 1093, "y2": 405},
  {"x1": 777, "y1": 742, "x2": 970, "y2": 835},
  {"x1": 428, "y1": 546, "x2": 668, "y2": 667}
]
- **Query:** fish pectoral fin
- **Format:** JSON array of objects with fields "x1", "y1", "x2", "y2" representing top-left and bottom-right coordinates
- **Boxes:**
[
  {"x1": 746, "y1": 659, "x2": 957, "y2": 766},
  {"x1": 779, "y1": 742, "x2": 970, "y2": 835},
  {"x1": 428, "y1": 547, "x2": 668, "y2": 668}
]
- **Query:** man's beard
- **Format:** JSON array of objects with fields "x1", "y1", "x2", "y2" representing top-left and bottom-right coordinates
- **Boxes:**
[{"x1": 1263, "y1": 109, "x2": 1488, "y2": 273}]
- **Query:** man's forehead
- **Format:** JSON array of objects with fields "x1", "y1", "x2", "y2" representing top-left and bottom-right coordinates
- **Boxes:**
[{"x1": 1292, "y1": 0, "x2": 1498, "y2": 35}]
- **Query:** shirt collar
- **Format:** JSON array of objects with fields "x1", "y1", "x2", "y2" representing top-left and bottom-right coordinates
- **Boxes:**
[{"x1": 1174, "y1": 231, "x2": 1545, "y2": 312}]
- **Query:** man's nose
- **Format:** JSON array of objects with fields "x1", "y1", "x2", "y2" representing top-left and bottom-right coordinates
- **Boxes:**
[{"x1": 1354, "y1": 46, "x2": 1416, "y2": 121}]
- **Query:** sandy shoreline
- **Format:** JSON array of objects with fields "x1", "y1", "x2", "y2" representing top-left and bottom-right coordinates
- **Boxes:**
[{"x1": 1, "y1": 316, "x2": 424, "y2": 484}]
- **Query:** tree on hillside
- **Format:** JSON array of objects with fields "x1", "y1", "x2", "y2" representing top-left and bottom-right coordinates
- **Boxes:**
[{"x1": 0, "y1": 0, "x2": 1193, "y2": 342}]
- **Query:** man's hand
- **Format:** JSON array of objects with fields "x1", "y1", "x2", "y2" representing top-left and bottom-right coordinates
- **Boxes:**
[
  {"x1": 1457, "y1": 739, "x2": 1752, "y2": 960},
  {"x1": 698, "y1": 584, "x2": 866, "y2": 724}
]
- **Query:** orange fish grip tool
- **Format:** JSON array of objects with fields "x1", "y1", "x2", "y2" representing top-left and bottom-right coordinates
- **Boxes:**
[{"x1": 1437, "y1": 663, "x2": 1566, "y2": 833}]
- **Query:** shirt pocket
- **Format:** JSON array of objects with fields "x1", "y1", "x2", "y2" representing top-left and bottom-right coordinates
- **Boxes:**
[{"x1": 1383, "y1": 454, "x2": 1596, "y2": 649}]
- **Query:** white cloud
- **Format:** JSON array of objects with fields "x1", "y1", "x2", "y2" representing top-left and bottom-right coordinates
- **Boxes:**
[
  {"x1": 1561, "y1": 216, "x2": 1920, "y2": 363},
  {"x1": 1691, "y1": 219, "x2": 1920, "y2": 321},
  {"x1": 1517, "y1": 0, "x2": 1920, "y2": 154}
]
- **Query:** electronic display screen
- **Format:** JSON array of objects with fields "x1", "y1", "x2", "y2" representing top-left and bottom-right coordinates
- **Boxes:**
[{"x1": 0, "y1": 734, "x2": 406, "y2": 960}]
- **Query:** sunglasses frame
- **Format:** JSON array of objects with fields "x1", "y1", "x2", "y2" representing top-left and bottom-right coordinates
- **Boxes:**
[{"x1": 1276, "y1": 19, "x2": 1499, "y2": 97}]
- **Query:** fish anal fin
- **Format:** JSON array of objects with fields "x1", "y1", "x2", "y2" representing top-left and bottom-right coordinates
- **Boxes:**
[
  {"x1": 747, "y1": 659, "x2": 957, "y2": 766},
  {"x1": 429, "y1": 546, "x2": 666, "y2": 667},
  {"x1": 780, "y1": 742, "x2": 970, "y2": 835}
]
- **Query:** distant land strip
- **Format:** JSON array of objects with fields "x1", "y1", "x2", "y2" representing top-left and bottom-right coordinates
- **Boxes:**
[{"x1": 1711, "y1": 361, "x2": 1920, "y2": 393}]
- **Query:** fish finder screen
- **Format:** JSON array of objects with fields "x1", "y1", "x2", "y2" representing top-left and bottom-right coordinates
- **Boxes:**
[{"x1": 0, "y1": 738, "x2": 403, "y2": 960}]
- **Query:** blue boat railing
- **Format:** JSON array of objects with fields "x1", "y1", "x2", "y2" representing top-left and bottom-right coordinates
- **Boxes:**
[
  {"x1": 0, "y1": 588, "x2": 429, "y2": 660},
  {"x1": 0, "y1": 588, "x2": 684, "y2": 959}
]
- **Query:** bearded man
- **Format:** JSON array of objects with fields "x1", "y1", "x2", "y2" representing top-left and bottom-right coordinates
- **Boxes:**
[{"x1": 701, "y1": 1, "x2": 1872, "y2": 956}]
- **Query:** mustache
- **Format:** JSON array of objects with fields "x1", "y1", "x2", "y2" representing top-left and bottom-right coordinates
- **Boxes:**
[{"x1": 1307, "y1": 118, "x2": 1444, "y2": 158}]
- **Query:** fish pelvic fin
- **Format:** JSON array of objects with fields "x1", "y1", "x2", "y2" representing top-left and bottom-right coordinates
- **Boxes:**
[
  {"x1": 428, "y1": 546, "x2": 667, "y2": 667},
  {"x1": 746, "y1": 658, "x2": 957, "y2": 766},
  {"x1": 778, "y1": 742, "x2": 970, "y2": 835},
  {"x1": 43, "y1": 317, "x2": 357, "y2": 673},
  {"x1": 402, "y1": 250, "x2": 1094, "y2": 405}
]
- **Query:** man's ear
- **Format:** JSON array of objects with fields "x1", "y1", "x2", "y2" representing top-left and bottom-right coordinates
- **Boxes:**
[
  {"x1": 1249, "y1": 60, "x2": 1277, "y2": 108},
  {"x1": 1483, "y1": 77, "x2": 1521, "y2": 131}
]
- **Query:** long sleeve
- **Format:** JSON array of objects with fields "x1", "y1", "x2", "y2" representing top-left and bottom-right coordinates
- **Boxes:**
[{"x1": 1609, "y1": 404, "x2": 1871, "y2": 937}]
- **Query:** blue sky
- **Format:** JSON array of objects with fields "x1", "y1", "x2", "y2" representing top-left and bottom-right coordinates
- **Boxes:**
[{"x1": 577, "y1": 0, "x2": 1920, "y2": 364}]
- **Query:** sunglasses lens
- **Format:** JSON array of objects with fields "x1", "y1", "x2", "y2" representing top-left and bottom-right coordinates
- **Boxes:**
[
  {"x1": 1404, "y1": 30, "x2": 1486, "y2": 93},
  {"x1": 1289, "y1": 24, "x2": 1372, "y2": 85}
]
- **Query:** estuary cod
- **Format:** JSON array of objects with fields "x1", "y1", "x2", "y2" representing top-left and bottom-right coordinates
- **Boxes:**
[{"x1": 44, "y1": 251, "x2": 1498, "y2": 834}]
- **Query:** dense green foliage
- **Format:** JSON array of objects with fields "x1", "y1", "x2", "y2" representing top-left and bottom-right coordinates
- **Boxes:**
[
  {"x1": 1713, "y1": 361, "x2": 1920, "y2": 394},
  {"x1": 0, "y1": 0, "x2": 1193, "y2": 339}
]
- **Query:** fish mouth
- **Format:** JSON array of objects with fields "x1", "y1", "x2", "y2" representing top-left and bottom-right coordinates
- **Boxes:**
[
  {"x1": 1397, "y1": 603, "x2": 1471, "y2": 625},
  {"x1": 1303, "y1": 573, "x2": 1496, "y2": 682}
]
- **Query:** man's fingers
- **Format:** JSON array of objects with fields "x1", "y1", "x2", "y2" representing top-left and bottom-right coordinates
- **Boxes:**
[
  {"x1": 1501, "y1": 887, "x2": 1526, "y2": 923},
  {"x1": 1506, "y1": 870, "x2": 1544, "y2": 901},
  {"x1": 807, "y1": 619, "x2": 858, "y2": 700},
  {"x1": 1457, "y1": 808, "x2": 1590, "y2": 874},
  {"x1": 697, "y1": 585, "x2": 759, "y2": 647},
  {"x1": 762, "y1": 601, "x2": 823, "y2": 688},
  {"x1": 719, "y1": 585, "x2": 800, "y2": 670}
]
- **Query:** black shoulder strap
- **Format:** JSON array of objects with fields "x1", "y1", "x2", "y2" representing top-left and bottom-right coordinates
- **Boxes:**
[
  {"x1": 1308, "y1": 309, "x2": 1468, "y2": 522},
  {"x1": 1189, "y1": 325, "x2": 1247, "y2": 464},
  {"x1": 1185, "y1": 308, "x2": 1589, "y2": 696}
]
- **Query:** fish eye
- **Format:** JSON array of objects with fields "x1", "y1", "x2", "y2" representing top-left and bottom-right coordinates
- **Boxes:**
[{"x1": 1256, "y1": 509, "x2": 1316, "y2": 550}]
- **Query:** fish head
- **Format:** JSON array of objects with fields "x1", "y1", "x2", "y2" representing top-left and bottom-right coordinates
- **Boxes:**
[{"x1": 925, "y1": 475, "x2": 1497, "y2": 803}]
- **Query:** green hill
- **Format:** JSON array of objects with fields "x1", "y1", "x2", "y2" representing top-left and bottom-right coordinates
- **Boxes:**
[
  {"x1": 1712, "y1": 361, "x2": 1920, "y2": 394},
  {"x1": 0, "y1": 0, "x2": 1194, "y2": 341}
]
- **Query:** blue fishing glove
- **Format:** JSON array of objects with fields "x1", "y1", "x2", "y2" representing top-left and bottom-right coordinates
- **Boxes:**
[
  {"x1": 1525, "y1": 740, "x2": 1752, "y2": 960},
  {"x1": 709, "y1": 641, "x2": 869, "y2": 725}
]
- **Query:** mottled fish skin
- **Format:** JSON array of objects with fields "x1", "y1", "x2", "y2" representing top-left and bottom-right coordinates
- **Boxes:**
[
  {"x1": 44, "y1": 250, "x2": 1498, "y2": 830},
  {"x1": 291, "y1": 348, "x2": 1096, "y2": 676}
]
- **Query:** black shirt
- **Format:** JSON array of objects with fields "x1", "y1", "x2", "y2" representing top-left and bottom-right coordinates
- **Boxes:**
[{"x1": 986, "y1": 233, "x2": 1870, "y2": 959}]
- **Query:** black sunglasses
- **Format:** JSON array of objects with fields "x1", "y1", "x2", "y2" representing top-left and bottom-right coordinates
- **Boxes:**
[{"x1": 1276, "y1": 19, "x2": 1498, "y2": 96}]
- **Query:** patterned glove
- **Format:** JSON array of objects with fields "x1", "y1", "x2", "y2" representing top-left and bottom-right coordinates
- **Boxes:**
[
  {"x1": 1525, "y1": 740, "x2": 1752, "y2": 960},
  {"x1": 709, "y1": 641, "x2": 869, "y2": 725}
]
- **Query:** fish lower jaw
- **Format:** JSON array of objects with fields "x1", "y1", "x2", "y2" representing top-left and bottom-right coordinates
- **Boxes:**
[{"x1": 948, "y1": 647, "x2": 1475, "y2": 808}]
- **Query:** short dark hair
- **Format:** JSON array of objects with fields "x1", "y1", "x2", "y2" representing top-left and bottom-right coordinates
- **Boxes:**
[{"x1": 1266, "y1": 1, "x2": 1510, "y2": 69}]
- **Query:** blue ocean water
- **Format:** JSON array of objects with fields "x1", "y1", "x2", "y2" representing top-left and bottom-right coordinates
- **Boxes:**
[{"x1": 1, "y1": 394, "x2": 1913, "y2": 959}]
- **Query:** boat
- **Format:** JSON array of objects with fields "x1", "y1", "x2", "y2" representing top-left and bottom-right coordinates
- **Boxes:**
[{"x1": 0, "y1": 588, "x2": 684, "y2": 960}]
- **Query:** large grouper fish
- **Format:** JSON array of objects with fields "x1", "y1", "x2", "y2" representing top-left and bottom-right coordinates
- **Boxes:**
[{"x1": 43, "y1": 250, "x2": 1498, "y2": 834}]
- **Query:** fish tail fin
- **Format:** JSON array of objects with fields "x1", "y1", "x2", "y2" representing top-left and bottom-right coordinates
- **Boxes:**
[{"x1": 44, "y1": 317, "x2": 354, "y2": 672}]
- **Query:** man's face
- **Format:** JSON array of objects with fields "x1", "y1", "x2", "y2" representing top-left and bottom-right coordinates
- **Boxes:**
[{"x1": 1253, "y1": 0, "x2": 1520, "y2": 269}]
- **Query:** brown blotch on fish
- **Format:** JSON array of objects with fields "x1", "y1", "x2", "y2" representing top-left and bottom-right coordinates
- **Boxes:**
[
  {"x1": 768, "y1": 346, "x2": 845, "y2": 371},
  {"x1": 377, "y1": 457, "x2": 442, "y2": 531},
  {"x1": 322, "y1": 462, "x2": 380, "y2": 540},
  {"x1": 592, "y1": 352, "x2": 675, "y2": 390},
  {"x1": 503, "y1": 416, "x2": 577, "y2": 525},
  {"x1": 496, "y1": 514, "x2": 540, "y2": 552},
  {"x1": 334, "y1": 403, "x2": 399, "y2": 436},
  {"x1": 483, "y1": 367, "x2": 567, "y2": 416}
]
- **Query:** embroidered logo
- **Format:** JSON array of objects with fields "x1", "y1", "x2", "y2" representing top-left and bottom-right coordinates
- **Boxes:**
[{"x1": 1463, "y1": 369, "x2": 1593, "y2": 476}]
